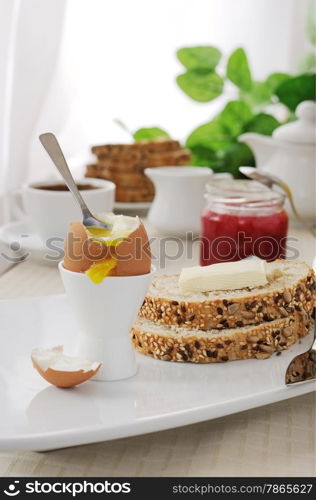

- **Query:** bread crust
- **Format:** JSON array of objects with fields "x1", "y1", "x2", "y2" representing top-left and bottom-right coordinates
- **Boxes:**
[
  {"x1": 131, "y1": 312, "x2": 313, "y2": 363},
  {"x1": 140, "y1": 269, "x2": 315, "y2": 330},
  {"x1": 87, "y1": 161, "x2": 143, "y2": 173},
  {"x1": 115, "y1": 187, "x2": 155, "y2": 202},
  {"x1": 93, "y1": 149, "x2": 191, "y2": 167},
  {"x1": 91, "y1": 140, "x2": 181, "y2": 155},
  {"x1": 87, "y1": 141, "x2": 191, "y2": 202},
  {"x1": 89, "y1": 170, "x2": 154, "y2": 189}
]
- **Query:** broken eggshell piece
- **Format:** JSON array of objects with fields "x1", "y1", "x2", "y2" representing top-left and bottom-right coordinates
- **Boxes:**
[{"x1": 31, "y1": 346, "x2": 101, "y2": 388}]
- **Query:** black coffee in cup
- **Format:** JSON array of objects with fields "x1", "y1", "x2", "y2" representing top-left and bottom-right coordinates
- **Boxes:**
[{"x1": 35, "y1": 183, "x2": 100, "y2": 192}]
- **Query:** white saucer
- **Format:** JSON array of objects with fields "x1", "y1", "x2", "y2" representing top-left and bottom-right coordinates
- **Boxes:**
[
  {"x1": 0, "y1": 221, "x2": 64, "y2": 267},
  {"x1": 0, "y1": 293, "x2": 314, "y2": 451}
]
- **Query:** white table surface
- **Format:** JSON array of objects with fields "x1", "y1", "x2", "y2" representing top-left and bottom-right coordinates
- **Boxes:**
[{"x1": 0, "y1": 222, "x2": 315, "y2": 477}]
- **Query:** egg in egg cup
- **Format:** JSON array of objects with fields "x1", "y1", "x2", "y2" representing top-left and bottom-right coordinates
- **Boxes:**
[{"x1": 59, "y1": 213, "x2": 153, "y2": 381}]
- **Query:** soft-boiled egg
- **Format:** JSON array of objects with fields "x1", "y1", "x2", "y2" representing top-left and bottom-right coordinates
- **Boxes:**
[
  {"x1": 31, "y1": 346, "x2": 101, "y2": 388},
  {"x1": 63, "y1": 213, "x2": 151, "y2": 282}
]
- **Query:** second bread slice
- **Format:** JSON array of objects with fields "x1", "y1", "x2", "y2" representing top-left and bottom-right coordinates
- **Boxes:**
[{"x1": 132, "y1": 312, "x2": 313, "y2": 363}]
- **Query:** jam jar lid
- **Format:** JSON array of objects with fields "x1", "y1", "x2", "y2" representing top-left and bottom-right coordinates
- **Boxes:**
[{"x1": 205, "y1": 178, "x2": 285, "y2": 212}]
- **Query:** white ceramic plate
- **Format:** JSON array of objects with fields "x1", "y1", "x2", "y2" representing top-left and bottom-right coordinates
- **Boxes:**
[
  {"x1": 0, "y1": 294, "x2": 314, "y2": 452},
  {"x1": 0, "y1": 221, "x2": 63, "y2": 267}
]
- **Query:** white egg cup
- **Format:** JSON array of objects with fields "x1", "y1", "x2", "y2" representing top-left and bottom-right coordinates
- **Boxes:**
[{"x1": 59, "y1": 262, "x2": 154, "y2": 382}]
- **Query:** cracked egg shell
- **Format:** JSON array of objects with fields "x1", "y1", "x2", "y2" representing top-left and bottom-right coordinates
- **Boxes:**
[
  {"x1": 31, "y1": 346, "x2": 101, "y2": 388},
  {"x1": 63, "y1": 216, "x2": 151, "y2": 276}
]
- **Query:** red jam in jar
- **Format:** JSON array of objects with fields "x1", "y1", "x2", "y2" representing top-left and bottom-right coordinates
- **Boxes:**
[{"x1": 200, "y1": 179, "x2": 288, "y2": 265}]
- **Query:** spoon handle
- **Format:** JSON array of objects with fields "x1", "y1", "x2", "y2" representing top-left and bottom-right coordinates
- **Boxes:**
[
  {"x1": 277, "y1": 180, "x2": 316, "y2": 237},
  {"x1": 239, "y1": 167, "x2": 316, "y2": 238},
  {"x1": 39, "y1": 133, "x2": 93, "y2": 220}
]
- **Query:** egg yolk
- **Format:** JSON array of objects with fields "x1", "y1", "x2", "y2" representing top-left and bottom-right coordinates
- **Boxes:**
[
  {"x1": 86, "y1": 226, "x2": 128, "y2": 247},
  {"x1": 85, "y1": 258, "x2": 117, "y2": 284}
]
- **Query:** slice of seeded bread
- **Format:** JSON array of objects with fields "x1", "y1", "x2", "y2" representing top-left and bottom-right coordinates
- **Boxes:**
[
  {"x1": 86, "y1": 160, "x2": 143, "y2": 173},
  {"x1": 101, "y1": 172, "x2": 154, "y2": 189},
  {"x1": 115, "y1": 187, "x2": 155, "y2": 202},
  {"x1": 140, "y1": 260, "x2": 315, "y2": 330},
  {"x1": 86, "y1": 166, "x2": 153, "y2": 188},
  {"x1": 131, "y1": 312, "x2": 314, "y2": 363},
  {"x1": 87, "y1": 149, "x2": 191, "y2": 173},
  {"x1": 143, "y1": 149, "x2": 191, "y2": 167},
  {"x1": 91, "y1": 140, "x2": 181, "y2": 156}
]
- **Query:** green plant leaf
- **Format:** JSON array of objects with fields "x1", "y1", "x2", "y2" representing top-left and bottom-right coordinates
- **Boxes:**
[
  {"x1": 275, "y1": 73, "x2": 316, "y2": 111},
  {"x1": 189, "y1": 147, "x2": 227, "y2": 173},
  {"x1": 240, "y1": 81, "x2": 273, "y2": 110},
  {"x1": 177, "y1": 46, "x2": 222, "y2": 71},
  {"x1": 217, "y1": 100, "x2": 253, "y2": 137},
  {"x1": 227, "y1": 48, "x2": 252, "y2": 91},
  {"x1": 189, "y1": 146, "x2": 218, "y2": 167},
  {"x1": 222, "y1": 142, "x2": 255, "y2": 178},
  {"x1": 185, "y1": 120, "x2": 230, "y2": 151},
  {"x1": 177, "y1": 71, "x2": 224, "y2": 102},
  {"x1": 265, "y1": 73, "x2": 291, "y2": 93},
  {"x1": 244, "y1": 113, "x2": 280, "y2": 135},
  {"x1": 133, "y1": 127, "x2": 170, "y2": 142}
]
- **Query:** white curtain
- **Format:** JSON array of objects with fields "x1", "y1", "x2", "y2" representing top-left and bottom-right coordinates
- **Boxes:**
[
  {"x1": 0, "y1": 0, "x2": 19, "y2": 221},
  {"x1": 0, "y1": 0, "x2": 66, "y2": 223}
]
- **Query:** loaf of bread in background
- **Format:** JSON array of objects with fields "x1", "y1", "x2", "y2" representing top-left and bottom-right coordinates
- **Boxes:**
[{"x1": 86, "y1": 140, "x2": 191, "y2": 203}]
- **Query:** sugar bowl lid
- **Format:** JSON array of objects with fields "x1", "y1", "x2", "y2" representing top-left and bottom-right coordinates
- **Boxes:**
[{"x1": 273, "y1": 100, "x2": 316, "y2": 145}]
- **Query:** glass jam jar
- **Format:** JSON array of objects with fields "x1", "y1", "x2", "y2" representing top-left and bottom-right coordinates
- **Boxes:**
[{"x1": 200, "y1": 179, "x2": 288, "y2": 265}]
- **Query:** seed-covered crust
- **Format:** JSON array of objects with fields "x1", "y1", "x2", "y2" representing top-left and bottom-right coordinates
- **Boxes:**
[
  {"x1": 131, "y1": 312, "x2": 314, "y2": 363},
  {"x1": 91, "y1": 140, "x2": 181, "y2": 156},
  {"x1": 140, "y1": 267, "x2": 315, "y2": 330},
  {"x1": 87, "y1": 141, "x2": 191, "y2": 202},
  {"x1": 87, "y1": 161, "x2": 143, "y2": 173},
  {"x1": 87, "y1": 149, "x2": 191, "y2": 169},
  {"x1": 114, "y1": 187, "x2": 155, "y2": 203},
  {"x1": 87, "y1": 167, "x2": 154, "y2": 188}
]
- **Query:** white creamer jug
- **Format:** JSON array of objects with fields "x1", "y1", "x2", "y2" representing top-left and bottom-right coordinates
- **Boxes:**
[{"x1": 145, "y1": 167, "x2": 212, "y2": 236}]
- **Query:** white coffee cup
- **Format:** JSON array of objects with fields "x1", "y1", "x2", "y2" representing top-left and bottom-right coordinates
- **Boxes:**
[
  {"x1": 59, "y1": 262, "x2": 155, "y2": 381},
  {"x1": 10, "y1": 178, "x2": 115, "y2": 242}
]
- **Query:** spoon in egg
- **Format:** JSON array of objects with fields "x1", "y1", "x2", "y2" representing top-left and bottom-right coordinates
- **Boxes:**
[{"x1": 39, "y1": 132, "x2": 112, "y2": 230}]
